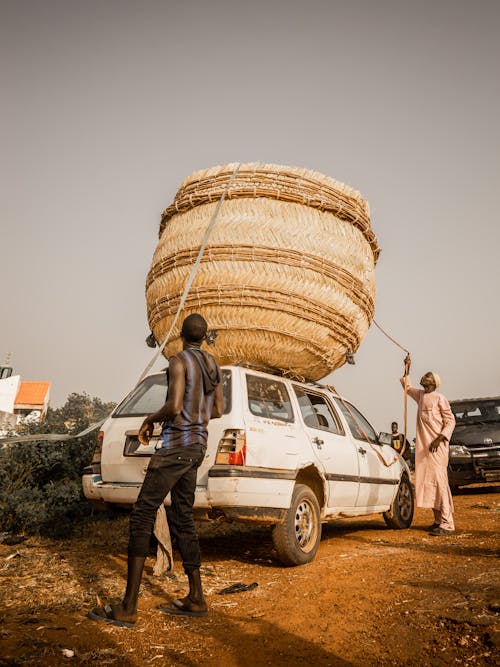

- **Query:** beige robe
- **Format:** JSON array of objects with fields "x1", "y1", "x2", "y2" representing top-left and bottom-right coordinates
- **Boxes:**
[{"x1": 401, "y1": 377, "x2": 456, "y2": 517}]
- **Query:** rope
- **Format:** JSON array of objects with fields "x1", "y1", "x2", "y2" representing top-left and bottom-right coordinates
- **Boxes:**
[
  {"x1": 372, "y1": 319, "x2": 409, "y2": 354},
  {"x1": 0, "y1": 163, "x2": 241, "y2": 446},
  {"x1": 0, "y1": 420, "x2": 105, "y2": 445},
  {"x1": 372, "y1": 319, "x2": 411, "y2": 462}
]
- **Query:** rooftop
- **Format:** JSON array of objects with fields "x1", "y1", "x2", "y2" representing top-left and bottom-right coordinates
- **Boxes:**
[{"x1": 15, "y1": 382, "x2": 51, "y2": 407}]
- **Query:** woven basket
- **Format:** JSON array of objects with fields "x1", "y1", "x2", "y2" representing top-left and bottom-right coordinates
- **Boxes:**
[{"x1": 146, "y1": 163, "x2": 379, "y2": 381}]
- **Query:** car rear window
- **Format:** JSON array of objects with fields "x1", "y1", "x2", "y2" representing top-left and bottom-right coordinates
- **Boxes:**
[
  {"x1": 246, "y1": 374, "x2": 294, "y2": 422},
  {"x1": 114, "y1": 369, "x2": 232, "y2": 417}
]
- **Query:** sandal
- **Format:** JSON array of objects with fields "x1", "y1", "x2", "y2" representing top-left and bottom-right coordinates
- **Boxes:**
[
  {"x1": 157, "y1": 599, "x2": 208, "y2": 617},
  {"x1": 87, "y1": 604, "x2": 135, "y2": 628}
]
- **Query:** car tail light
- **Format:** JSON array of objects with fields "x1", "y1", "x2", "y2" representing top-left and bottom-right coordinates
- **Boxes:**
[
  {"x1": 91, "y1": 431, "x2": 104, "y2": 464},
  {"x1": 216, "y1": 430, "x2": 247, "y2": 465}
]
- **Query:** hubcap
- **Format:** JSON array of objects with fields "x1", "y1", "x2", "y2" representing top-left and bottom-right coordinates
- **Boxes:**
[
  {"x1": 294, "y1": 499, "x2": 317, "y2": 551},
  {"x1": 397, "y1": 481, "x2": 413, "y2": 521}
]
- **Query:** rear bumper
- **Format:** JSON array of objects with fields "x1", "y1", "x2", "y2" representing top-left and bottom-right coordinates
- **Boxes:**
[
  {"x1": 82, "y1": 464, "x2": 294, "y2": 518},
  {"x1": 206, "y1": 465, "x2": 295, "y2": 521},
  {"x1": 82, "y1": 473, "x2": 141, "y2": 505}
]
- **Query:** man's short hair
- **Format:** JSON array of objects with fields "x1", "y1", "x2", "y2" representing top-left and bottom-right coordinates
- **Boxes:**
[
  {"x1": 181, "y1": 313, "x2": 208, "y2": 343},
  {"x1": 391, "y1": 421, "x2": 398, "y2": 428}
]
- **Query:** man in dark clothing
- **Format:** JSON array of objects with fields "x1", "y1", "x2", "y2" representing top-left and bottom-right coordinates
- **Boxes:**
[
  {"x1": 390, "y1": 421, "x2": 410, "y2": 463},
  {"x1": 88, "y1": 313, "x2": 223, "y2": 627}
]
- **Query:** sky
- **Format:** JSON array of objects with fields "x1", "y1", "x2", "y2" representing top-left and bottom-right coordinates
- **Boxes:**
[{"x1": 1, "y1": 0, "x2": 499, "y2": 436}]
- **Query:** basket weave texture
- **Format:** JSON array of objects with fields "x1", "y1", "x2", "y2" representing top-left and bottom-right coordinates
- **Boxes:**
[{"x1": 146, "y1": 163, "x2": 379, "y2": 381}]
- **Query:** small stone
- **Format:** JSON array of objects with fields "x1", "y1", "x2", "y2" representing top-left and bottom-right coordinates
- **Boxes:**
[{"x1": 61, "y1": 648, "x2": 74, "y2": 658}]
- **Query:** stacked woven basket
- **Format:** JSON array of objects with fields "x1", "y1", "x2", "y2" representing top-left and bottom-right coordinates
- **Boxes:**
[{"x1": 146, "y1": 163, "x2": 379, "y2": 381}]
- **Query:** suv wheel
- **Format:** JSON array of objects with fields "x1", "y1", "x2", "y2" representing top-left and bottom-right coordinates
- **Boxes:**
[
  {"x1": 272, "y1": 484, "x2": 321, "y2": 566},
  {"x1": 383, "y1": 474, "x2": 414, "y2": 529}
]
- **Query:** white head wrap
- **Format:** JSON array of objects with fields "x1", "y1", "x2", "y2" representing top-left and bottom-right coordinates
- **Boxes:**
[{"x1": 430, "y1": 372, "x2": 441, "y2": 388}]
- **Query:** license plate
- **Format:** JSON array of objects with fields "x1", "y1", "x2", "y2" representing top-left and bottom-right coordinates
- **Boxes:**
[{"x1": 124, "y1": 435, "x2": 160, "y2": 456}]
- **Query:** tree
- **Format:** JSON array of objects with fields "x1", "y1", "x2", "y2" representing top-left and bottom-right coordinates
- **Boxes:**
[{"x1": 0, "y1": 393, "x2": 115, "y2": 537}]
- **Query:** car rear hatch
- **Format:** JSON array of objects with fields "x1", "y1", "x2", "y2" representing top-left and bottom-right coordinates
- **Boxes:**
[{"x1": 99, "y1": 369, "x2": 234, "y2": 502}]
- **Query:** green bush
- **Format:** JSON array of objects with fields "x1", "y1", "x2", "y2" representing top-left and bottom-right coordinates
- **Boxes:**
[{"x1": 0, "y1": 393, "x2": 115, "y2": 538}]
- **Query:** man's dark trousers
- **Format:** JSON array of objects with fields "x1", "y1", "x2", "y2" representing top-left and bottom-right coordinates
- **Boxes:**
[{"x1": 128, "y1": 443, "x2": 205, "y2": 573}]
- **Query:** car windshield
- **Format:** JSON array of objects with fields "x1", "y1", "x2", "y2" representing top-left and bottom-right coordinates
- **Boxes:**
[
  {"x1": 451, "y1": 399, "x2": 500, "y2": 425},
  {"x1": 113, "y1": 369, "x2": 232, "y2": 417}
]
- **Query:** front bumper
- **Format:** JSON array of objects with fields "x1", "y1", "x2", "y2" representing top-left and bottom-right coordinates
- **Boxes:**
[{"x1": 448, "y1": 446, "x2": 500, "y2": 485}]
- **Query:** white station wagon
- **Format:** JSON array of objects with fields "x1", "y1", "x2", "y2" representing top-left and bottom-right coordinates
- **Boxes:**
[{"x1": 83, "y1": 364, "x2": 414, "y2": 565}]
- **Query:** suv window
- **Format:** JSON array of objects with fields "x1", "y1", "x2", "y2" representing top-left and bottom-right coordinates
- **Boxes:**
[
  {"x1": 293, "y1": 386, "x2": 344, "y2": 435},
  {"x1": 335, "y1": 400, "x2": 378, "y2": 443},
  {"x1": 246, "y1": 374, "x2": 294, "y2": 422},
  {"x1": 114, "y1": 369, "x2": 232, "y2": 417}
]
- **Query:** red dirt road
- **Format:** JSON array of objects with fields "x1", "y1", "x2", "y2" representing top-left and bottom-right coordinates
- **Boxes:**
[{"x1": 1, "y1": 485, "x2": 498, "y2": 666}]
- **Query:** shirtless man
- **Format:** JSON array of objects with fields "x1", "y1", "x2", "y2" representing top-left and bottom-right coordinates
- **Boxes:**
[{"x1": 88, "y1": 313, "x2": 223, "y2": 626}]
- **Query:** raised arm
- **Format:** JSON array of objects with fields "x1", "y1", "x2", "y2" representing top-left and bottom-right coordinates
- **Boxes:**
[
  {"x1": 400, "y1": 354, "x2": 421, "y2": 402},
  {"x1": 400, "y1": 375, "x2": 422, "y2": 403}
]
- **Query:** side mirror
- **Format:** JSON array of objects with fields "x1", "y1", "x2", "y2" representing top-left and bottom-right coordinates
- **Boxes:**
[{"x1": 378, "y1": 432, "x2": 392, "y2": 446}]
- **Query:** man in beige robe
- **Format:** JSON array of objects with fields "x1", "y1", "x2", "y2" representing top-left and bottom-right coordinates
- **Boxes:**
[{"x1": 401, "y1": 356, "x2": 456, "y2": 535}]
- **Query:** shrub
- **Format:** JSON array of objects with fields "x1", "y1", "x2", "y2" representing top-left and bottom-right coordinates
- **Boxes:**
[{"x1": 0, "y1": 393, "x2": 115, "y2": 538}]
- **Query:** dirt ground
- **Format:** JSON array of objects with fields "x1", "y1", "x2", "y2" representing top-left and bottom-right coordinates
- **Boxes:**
[{"x1": 1, "y1": 484, "x2": 498, "y2": 667}]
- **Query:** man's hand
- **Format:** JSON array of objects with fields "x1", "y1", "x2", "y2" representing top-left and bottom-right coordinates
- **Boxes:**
[
  {"x1": 404, "y1": 353, "x2": 411, "y2": 376},
  {"x1": 429, "y1": 435, "x2": 445, "y2": 453},
  {"x1": 138, "y1": 419, "x2": 154, "y2": 446}
]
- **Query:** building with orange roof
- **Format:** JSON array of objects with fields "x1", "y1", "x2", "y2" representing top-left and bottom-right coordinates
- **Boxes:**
[
  {"x1": 14, "y1": 382, "x2": 51, "y2": 420},
  {"x1": 0, "y1": 364, "x2": 51, "y2": 432}
]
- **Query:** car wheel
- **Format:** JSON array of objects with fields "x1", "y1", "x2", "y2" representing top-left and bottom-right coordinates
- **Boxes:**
[
  {"x1": 383, "y1": 474, "x2": 414, "y2": 529},
  {"x1": 272, "y1": 484, "x2": 322, "y2": 566}
]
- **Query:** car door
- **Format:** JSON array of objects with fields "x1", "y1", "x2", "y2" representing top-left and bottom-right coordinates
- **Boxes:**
[
  {"x1": 293, "y1": 385, "x2": 360, "y2": 509},
  {"x1": 243, "y1": 372, "x2": 300, "y2": 470},
  {"x1": 334, "y1": 399, "x2": 398, "y2": 508}
]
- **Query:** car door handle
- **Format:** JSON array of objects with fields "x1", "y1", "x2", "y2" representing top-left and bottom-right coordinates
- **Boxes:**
[
  {"x1": 358, "y1": 446, "x2": 367, "y2": 455},
  {"x1": 313, "y1": 437, "x2": 324, "y2": 449}
]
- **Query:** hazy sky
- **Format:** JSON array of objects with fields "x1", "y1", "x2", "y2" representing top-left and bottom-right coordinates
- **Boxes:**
[{"x1": 2, "y1": 0, "x2": 499, "y2": 435}]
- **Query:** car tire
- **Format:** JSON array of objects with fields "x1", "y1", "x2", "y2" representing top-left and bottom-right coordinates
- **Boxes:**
[
  {"x1": 272, "y1": 484, "x2": 322, "y2": 566},
  {"x1": 383, "y1": 474, "x2": 414, "y2": 529}
]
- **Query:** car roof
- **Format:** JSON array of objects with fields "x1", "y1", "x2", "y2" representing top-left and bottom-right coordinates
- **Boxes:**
[
  {"x1": 450, "y1": 396, "x2": 500, "y2": 404},
  {"x1": 145, "y1": 364, "x2": 344, "y2": 399},
  {"x1": 222, "y1": 364, "x2": 343, "y2": 399}
]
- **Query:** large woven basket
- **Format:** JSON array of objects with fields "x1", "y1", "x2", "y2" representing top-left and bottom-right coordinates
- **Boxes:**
[{"x1": 146, "y1": 163, "x2": 379, "y2": 381}]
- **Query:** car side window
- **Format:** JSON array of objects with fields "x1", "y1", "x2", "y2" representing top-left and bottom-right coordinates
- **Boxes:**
[
  {"x1": 246, "y1": 375, "x2": 294, "y2": 423},
  {"x1": 294, "y1": 387, "x2": 344, "y2": 435},
  {"x1": 335, "y1": 400, "x2": 378, "y2": 443}
]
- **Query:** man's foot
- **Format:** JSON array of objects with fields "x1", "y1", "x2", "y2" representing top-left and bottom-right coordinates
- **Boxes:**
[
  {"x1": 157, "y1": 596, "x2": 208, "y2": 617},
  {"x1": 426, "y1": 523, "x2": 440, "y2": 531},
  {"x1": 87, "y1": 603, "x2": 136, "y2": 627},
  {"x1": 429, "y1": 526, "x2": 455, "y2": 536}
]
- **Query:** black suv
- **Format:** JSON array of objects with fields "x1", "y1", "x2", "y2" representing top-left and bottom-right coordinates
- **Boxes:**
[{"x1": 448, "y1": 396, "x2": 500, "y2": 490}]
